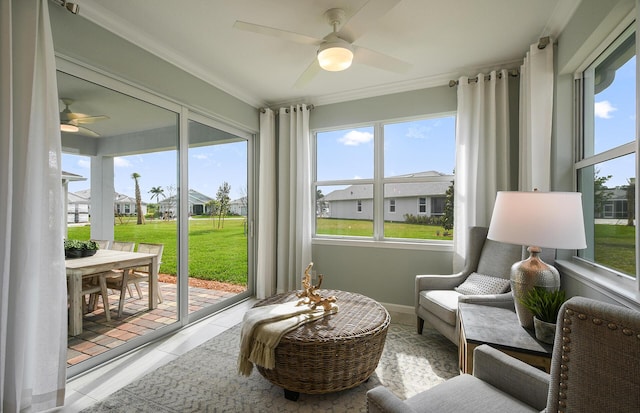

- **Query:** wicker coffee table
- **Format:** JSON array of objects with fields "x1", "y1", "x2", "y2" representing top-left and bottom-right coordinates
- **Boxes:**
[{"x1": 253, "y1": 289, "x2": 390, "y2": 400}]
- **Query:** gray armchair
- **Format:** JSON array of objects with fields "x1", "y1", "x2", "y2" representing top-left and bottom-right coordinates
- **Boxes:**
[
  {"x1": 368, "y1": 296, "x2": 640, "y2": 412},
  {"x1": 415, "y1": 226, "x2": 523, "y2": 343}
]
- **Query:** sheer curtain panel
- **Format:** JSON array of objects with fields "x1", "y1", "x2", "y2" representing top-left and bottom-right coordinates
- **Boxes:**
[
  {"x1": 519, "y1": 41, "x2": 554, "y2": 191},
  {"x1": 1, "y1": 0, "x2": 67, "y2": 411},
  {"x1": 453, "y1": 70, "x2": 511, "y2": 270},
  {"x1": 256, "y1": 108, "x2": 277, "y2": 299},
  {"x1": 276, "y1": 105, "x2": 312, "y2": 293}
]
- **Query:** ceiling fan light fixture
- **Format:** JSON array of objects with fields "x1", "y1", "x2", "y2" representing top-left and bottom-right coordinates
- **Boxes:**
[
  {"x1": 317, "y1": 39, "x2": 354, "y2": 72},
  {"x1": 60, "y1": 123, "x2": 79, "y2": 133}
]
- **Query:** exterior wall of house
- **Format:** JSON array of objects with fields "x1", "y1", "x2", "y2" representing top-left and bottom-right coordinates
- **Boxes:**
[{"x1": 326, "y1": 196, "x2": 443, "y2": 222}]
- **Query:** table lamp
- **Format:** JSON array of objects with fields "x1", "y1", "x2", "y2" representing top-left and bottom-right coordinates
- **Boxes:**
[{"x1": 487, "y1": 191, "x2": 587, "y2": 328}]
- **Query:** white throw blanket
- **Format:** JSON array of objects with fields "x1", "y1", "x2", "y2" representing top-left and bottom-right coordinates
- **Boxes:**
[{"x1": 238, "y1": 300, "x2": 338, "y2": 376}]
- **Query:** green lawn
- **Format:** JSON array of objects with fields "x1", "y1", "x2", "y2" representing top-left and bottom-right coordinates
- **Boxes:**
[
  {"x1": 316, "y1": 218, "x2": 453, "y2": 240},
  {"x1": 594, "y1": 224, "x2": 636, "y2": 276},
  {"x1": 67, "y1": 217, "x2": 247, "y2": 285}
]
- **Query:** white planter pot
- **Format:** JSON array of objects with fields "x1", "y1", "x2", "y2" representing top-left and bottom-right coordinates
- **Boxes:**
[{"x1": 533, "y1": 317, "x2": 556, "y2": 345}]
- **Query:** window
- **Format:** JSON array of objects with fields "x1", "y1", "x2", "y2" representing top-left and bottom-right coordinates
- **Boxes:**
[
  {"x1": 418, "y1": 197, "x2": 427, "y2": 213},
  {"x1": 314, "y1": 115, "x2": 456, "y2": 241},
  {"x1": 575, "y1": 24, "x2": 636, "y2": 279}
]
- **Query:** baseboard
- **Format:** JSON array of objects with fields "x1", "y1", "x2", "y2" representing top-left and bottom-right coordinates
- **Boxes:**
[{"x1": 380, "y1": 302, "x2": 415, "y2": 326}]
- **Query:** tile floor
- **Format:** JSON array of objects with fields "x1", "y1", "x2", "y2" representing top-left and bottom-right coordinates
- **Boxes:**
[{"x1": 63, "y1": 295, "x2": 258, "y2": 412}]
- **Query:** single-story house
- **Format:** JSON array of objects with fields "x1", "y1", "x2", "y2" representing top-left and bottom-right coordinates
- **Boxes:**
[{"x1": 321, "y1": 171, "x2": 452, "y2": 221}]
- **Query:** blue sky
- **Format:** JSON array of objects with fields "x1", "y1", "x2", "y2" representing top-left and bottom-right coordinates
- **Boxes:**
[
  {"x1": 593, "y1": 56, "x2": 636, "y2": 188},
  {"x1": 316, "y1": 116, "x2": 456, "y2": 183},
  {"x1": 63, "y1": 142, "x2": 247, "y2": 203}
]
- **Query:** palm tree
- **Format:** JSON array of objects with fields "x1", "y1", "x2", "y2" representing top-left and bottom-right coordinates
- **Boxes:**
[
  {"x1": 149, "y1": 186, "x2": 165, "y2": 218},
  {"x1": 131, "y1": 172, "x2": 143, "y2": 225}
]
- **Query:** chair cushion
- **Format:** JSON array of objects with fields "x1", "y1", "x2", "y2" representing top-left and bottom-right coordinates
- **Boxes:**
[
  {"x1": 419, "y1": 290, "x2": 462, "y2": 326},
  {"x1": 405, "y1": 374, "x2": 538, "y2": 413},
  {"x1": 476, "y1": 239, "x2": 522, "y2": 279},
  {"x1": 454, "y1": 272, "x2": 511, "y2": 295}
]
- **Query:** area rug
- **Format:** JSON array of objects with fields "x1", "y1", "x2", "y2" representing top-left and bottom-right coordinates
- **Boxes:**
[{"x1": 80, "y1": 323, "x2": 458, "y2": 413}]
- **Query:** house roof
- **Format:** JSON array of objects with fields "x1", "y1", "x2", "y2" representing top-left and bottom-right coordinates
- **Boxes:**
[
  {"x1": 71, "y1": 189, "x2": 145, "y2": 205},
  {"x1": 159, "y1": 189, "x2": 214, "y2": 206},
  {"x1": 323, "y1": 171, "x2": 453, "y2": 201}
]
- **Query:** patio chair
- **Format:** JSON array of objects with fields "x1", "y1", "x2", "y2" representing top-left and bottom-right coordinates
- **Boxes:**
[
  {"x1": 75, "y1": 275, "x2": 111, "y2": 321},
  {"x1": 107, "y1": 243, "x2": 164, "y2": 318},
  {"x1": 90, "y1": 239, "x2": 111, "y2": 249}
]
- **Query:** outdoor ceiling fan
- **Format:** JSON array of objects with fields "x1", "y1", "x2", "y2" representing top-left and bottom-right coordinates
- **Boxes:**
[
  {"x1": 59, "y1": 97, "x2": 109, "y2": 137},
  {"x1": 233, "y1": 0, "x2": 411, "y2": 88}
]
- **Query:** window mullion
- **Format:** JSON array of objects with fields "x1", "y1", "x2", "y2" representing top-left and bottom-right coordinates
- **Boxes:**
[{"x1": 374, "y1": 123, "x2": 384, "y2": 240}]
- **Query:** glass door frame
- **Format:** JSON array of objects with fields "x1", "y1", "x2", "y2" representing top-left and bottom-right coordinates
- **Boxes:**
[{"x1": 59, "y1": 57, "x2": 256, "y2": 377}]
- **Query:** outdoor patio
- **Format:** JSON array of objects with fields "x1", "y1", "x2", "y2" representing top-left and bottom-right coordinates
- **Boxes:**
[{"x1": 67, "y1": 279, "x2": 244, "y2": 366}]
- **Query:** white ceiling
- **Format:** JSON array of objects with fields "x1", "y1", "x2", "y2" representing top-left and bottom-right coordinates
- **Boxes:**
[{"x1": 72, "y1": 0, "x2": 580, "y2": 108}]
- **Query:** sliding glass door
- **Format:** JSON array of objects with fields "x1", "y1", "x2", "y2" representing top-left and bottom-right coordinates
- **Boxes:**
[{"x1": 186, "y1": 118, "x2": 249, "y2": 318}]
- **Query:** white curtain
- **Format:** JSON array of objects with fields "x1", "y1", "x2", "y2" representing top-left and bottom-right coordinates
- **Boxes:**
[
  {"x1": 454, "y1": 70, "x2": 511, "y2": 270},
  {"x1": 1, "y1": 0, "x2": 67, "y2": 411},
  {"x1": 519, "y1": 41, "x2": 554, "y2": 192},
  {"x1": 276, "y1": 105, "x2": 312, "y2": 293},
  {"x1": 256, "y1": 108, "x2": 276, "y2": 299}
]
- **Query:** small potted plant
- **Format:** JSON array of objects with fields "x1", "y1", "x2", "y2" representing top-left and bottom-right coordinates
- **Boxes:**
[
  {"x1": 519, "y1": 287, "x2": 566, "y2": 344},
  {"x1": 64, "y1": 239, "x2": 99, "y2": 258}
]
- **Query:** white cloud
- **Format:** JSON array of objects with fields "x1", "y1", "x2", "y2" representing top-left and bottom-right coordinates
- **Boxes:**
[
  {"x1": 77, "y1": 159, "x2": 90, "y2": 168},
  {"x1": 594, "y1": 100, "x2": 617, "y2": 119},
  {"x1": 113, "y1": 157, "x2": 132, "y2": 167},
  {"x1": 193, "y1": 153, "x2": 209, "y2": 160},
  {"x1": 406, "y1": 125, "x2": 430, "y2": 139},
  {"x1": 338, "y1": 130, "x2": 373, "y2": 146}
]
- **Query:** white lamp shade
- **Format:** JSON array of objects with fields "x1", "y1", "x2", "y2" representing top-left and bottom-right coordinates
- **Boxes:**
[
  {"x1": 317, "y1": 39, "x2": 353, "y2": 72},
  {"x1": 487, "y1": 191, "x2": 587, "y2": 249}
]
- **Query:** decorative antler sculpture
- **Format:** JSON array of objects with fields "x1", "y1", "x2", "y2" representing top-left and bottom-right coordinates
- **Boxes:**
[{"x1": 297, "y1": 262, "x2": 337, "y2": 312}]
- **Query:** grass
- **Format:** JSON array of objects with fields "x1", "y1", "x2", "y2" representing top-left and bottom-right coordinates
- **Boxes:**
[
  {"x1": 316, "y1": 218, "x2": 453, "y2": 240},
  {"x1": 68, "y1": 218, "x2": 636, "y2": 285},
  {"x1": 594, "y1": 223, "x2": 636, "y2": 276},
  {"x1": 67, "y1": 217, "x2": 247, "y2": 285}
]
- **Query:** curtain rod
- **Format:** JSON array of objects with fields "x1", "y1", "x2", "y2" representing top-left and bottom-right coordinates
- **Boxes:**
[
  {"x1": 259, "y1": 105, "x2": 315, "y2": 114},
  {"x1": 448, "y1": 69, "x2": 520, "y2": 87},
  {"x1": 49, "y1": 0, "x2": 80, "y2": 14},
  {"x1": 448, "y1": 36, "x2": 550, "y2": 87}
]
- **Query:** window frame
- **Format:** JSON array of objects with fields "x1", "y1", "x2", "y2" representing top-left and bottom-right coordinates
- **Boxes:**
[
  {"x1": 312, "y1": 113, "x2": 456, "y2": 244},
  {"x1": 572, "y1": 20, "x2": 640, "y2": 295}
]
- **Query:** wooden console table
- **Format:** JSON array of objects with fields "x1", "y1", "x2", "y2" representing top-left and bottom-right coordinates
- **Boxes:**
[{"x1": 458, "y1": 303, "x2": 552, "y2": 374}]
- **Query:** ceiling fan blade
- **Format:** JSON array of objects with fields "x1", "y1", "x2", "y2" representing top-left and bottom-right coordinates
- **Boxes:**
[
  {"x1": 233, "y1": 20, "x2": 322, "y2": 46},
  {"x1": 69, "y1": 115, "x2": 110, "y2": 125},
  {"x1": 76, "y1": 125, "x2": 100, "y2": 137},
  {"x1": 293, "y1": 59, "x2": 321, "y2": 89},
  {"x1": 339, "y1": 0, "x2": 401, "y2": 43},
  {"x1": 354, "y1": 46, "x2": 411, "y2": 74}
]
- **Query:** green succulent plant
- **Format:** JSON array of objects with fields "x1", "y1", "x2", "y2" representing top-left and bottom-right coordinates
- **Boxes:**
[
  {"x1": 519, "y1": 287, "x2": 566, "y2": 323},
  {"x1": 64, "y1": 239, "x2": 99, "y2": 250}
]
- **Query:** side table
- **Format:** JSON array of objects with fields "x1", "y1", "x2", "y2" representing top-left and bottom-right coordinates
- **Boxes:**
[
  {"x1": 458, "y1": 303, "x2": 552, "y2": 374},
  {"x1": 253, "y1": 289, "x2": 390, "y2": 400}
]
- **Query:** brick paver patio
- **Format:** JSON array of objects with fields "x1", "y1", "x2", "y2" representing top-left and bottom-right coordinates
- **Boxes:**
[{"x1": 67, "y1": 280, "x2": 243, "y2": 366}]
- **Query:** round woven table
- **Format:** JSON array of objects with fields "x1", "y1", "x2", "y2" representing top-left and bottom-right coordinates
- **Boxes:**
[{"x1": 254, "y1": 289, "x2": 390, "y2": 400}]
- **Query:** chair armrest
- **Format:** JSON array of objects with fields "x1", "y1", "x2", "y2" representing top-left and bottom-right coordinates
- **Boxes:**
[
  {"x1": 473, "y1": 345, "x2": 549, "y2": 411},
  {"x1": 415, "y1": 272, "x2": 469, "y2": 292},
  {"x1": 367, "y1": 386, "x2": 419, "y2": 413},
  {"x1": 458, "y1": 292, "x2": 515, "y2": 310}
]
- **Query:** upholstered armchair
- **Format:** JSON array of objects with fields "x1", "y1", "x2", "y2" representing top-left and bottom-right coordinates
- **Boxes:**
[
  {"x1": 415, "y1": 226, "x2": 523, "y2": 343},
  {"x1": 368, "y1": 296, "x2": 640, "y2": 412}
]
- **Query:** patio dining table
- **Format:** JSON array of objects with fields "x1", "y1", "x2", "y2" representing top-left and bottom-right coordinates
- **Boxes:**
[{"x1": 66, "y1": 249, "x2": 158, "y2": 336}]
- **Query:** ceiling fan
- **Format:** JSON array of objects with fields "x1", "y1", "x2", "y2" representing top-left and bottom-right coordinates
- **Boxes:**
[
  {"x1": 233, "y1": 0, "x2": 411, "y2": 88},
  {"x1": 59, "y1": 97, "x2": 109, "y2": 137}
]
